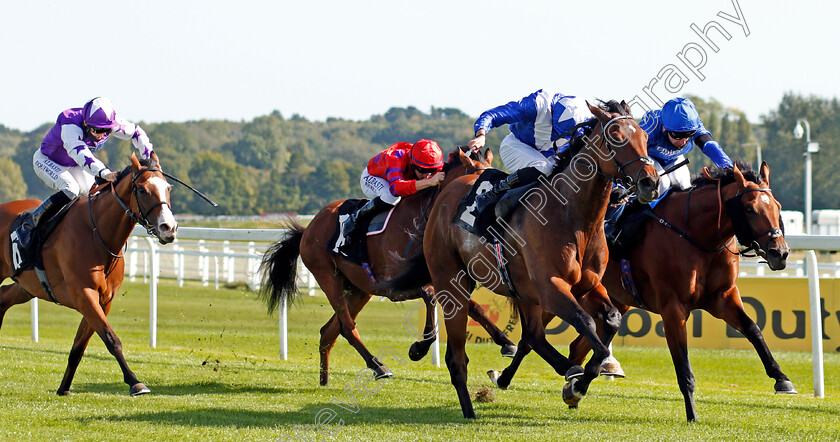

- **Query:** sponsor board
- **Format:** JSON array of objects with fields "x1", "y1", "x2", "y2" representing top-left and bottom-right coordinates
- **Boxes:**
[{"x1": 414, "y1": 278, "x2": 839, "y2": 352}]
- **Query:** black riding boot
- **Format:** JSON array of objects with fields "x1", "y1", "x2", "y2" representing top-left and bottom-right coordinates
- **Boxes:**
[
  {"x1": 342, "y1": 197, "x2": 391, "y2": 241},
  {"x1": 474, "y1": 166, "x2": 542, "y2": 214},
  {"x1": 18, "y1": 191, "x2": 72, "y2": 248},
  {"x1": 29, "y1": 192, "x2": 72, "y2": 229},
  {"x1": 604, "y1": 198, "x2": 641, "y2": 248}
]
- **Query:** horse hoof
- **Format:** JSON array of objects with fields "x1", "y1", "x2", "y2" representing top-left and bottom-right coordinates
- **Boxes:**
[
  {"x1": 600, "y1": 356, "x2": 626, "y2": 378},
  {"x1": 373, "y1": 365, "x2": 394, "y2": 380},
  {"x1": 774, "y1": 380, "x2": 798, "y2": 394},
  {"x1": 564, "y1": 365, "x2": 585, "y2": 382},
  {"x1": 487, "y1": 370, "x2": 508, "y2": 390},
  {"x1": 408, "y1": 342, "x2": 429, "y2": 361},
  {"x1": 130, "y1": 383, "x2": 151, "y2": 396},
  {"x1": 500, "y1": 344, "x2": 518, "y2": 358},
  {"x1": 57, "y1": 390, "x2": 71, "y2": 396},
  {"x1": 562, "y1": 379, "x2": 582, "y2": 407}
]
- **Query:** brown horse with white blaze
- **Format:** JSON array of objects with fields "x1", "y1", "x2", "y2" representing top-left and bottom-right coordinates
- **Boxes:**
[
  {"x1": 0, "y1": 152, "x2": 177, "y2": 396},
  {"x1": 489, "y1": 161, "x2": 796, "y2": 421},
  {"x1": 382, "y1": 101, "x2": 660, "y2": 418}
]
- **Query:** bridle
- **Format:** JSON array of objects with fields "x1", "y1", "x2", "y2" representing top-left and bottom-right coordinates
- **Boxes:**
[
  {"x1": 89, "y1": 166, "x2": 170, "y2": 258},
  {"x1": 645, "y1": 181, "x2": 782, "y2": 257},
  {"x1": 576, "y1": 115, "x2": 654, "y2": 190},
  {"x1": 723, "y1": 186, "x2": 783, "y2": 256}
]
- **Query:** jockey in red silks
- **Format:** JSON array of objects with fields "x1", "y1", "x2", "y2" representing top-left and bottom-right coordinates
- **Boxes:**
[
  {"x1": 26, "y1": 97, "x2": 155, "y2": 235},
  {"x1": 341, "y1": 139, "x2": 445, "y2": 240}
]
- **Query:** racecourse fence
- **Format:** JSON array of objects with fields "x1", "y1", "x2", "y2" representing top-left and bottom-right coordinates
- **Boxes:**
[{"x1": 23, "y1": 227, "x2": 838, "y2": 398}]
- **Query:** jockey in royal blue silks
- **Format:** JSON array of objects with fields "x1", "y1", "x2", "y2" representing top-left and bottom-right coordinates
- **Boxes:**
[
  {"x1": 640, "y1": 97, "x2": 733, "y2": 195},
  {"x1": 467, "y1": 89, "x2": 594, "y2": 212},
  {"x1": 605, "y1": 97, "x2": 734, "y2": 248}
]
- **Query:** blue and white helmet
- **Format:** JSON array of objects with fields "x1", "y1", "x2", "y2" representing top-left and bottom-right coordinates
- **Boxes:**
[
  {"x1": 82, "y1": 97, "x2": 120, "y2": 129},
  {"x1": 661, "y1": 98, "x2": 701, "y2": 132}
]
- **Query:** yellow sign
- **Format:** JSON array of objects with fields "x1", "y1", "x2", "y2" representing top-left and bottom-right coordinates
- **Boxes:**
[{"x1": 422, "y1": 277, "x2": 840, "y2": 353}]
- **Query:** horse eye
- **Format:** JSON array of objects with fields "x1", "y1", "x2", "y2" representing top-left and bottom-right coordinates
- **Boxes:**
[
  {"x1": 744, "y1": 205, "x2": 757, "y2": 214},
  {"x1": 138, "y1": 187, "x2": 149, "y2": 195}
]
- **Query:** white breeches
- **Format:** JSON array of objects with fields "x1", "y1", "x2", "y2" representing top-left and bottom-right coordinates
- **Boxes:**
[
  {"x1": 360, "y1": 167, "x2": 400, "y2": 205},
  {"x1": 498, "y1": 133, "x2": 557, "y2": 175},
  {"x1": 33, "y1": 150, "x2": 94, "y2": 198}
]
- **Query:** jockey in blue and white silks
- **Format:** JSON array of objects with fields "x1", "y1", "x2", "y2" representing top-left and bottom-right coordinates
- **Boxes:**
[
  {"x1": 639, "y1": 97, "x2": 733, "y2": 195},
  {"x1": 28, "y1": 97, "x2": 155, "y2": 232},
  {"x1": 468, "y1": 89, "x2": 593, "y2": 211}
]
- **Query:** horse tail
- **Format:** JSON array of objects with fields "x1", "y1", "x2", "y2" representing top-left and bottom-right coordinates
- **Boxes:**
[
  {"x1": 377, "y1": 251, "x2": 432, "y2": 296},
  {"x1": 258, "y1": 221, "x2": 306, "y2": 314}
]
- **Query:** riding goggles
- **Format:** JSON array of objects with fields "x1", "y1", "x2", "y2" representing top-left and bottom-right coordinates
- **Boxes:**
[
  {"x1": 90, "y1": 126, "x2": 113, "y2": 135},
  {"x1": 414, "y1": 166, "x2": 439, "y2": 175},
  {"x1": 666, "y1": 130, "x2": 696, "y2": 140}
]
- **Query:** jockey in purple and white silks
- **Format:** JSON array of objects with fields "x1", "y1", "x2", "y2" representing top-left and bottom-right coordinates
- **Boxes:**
[
  {"x1": 467, "y1": 89, "x2": 594, "y2": 211},
  {"x1": 28, "y1": 97, "x2": 154, "y2": 231},
  {"x1": 639, "y1": 97, "x2": 733, "y2": 195}
]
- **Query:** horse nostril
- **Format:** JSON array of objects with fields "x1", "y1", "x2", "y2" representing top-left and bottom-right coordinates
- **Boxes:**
[{"x1": 160, "y1": 223, "x2": 174, "y2": 235}]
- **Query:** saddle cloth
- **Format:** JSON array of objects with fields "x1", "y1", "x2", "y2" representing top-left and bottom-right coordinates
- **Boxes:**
[
  {"x1": 9, "y1": 200, "x2": 76, "y2": 277},
  {"x1": 329, "y1": 199, "x2": 396, "y2": 266}
]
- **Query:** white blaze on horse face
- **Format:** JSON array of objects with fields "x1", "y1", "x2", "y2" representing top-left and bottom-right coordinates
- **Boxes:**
[
  {"x1": 148, "y1": 176, "x2": 177, "y2": 230},
  {"x1": 760, "y1": 194, "x2": 770, "y2": 205}
]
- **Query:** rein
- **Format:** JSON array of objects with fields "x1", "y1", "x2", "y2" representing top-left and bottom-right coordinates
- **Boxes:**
[
  {"x1": 89, "y1": 166, "x2": 168, "y2": 258},
  {"x1": 648, "y1": 182, "x2": 779, "y2": 256},
  {"x1": 723, "y1": 187, "x2": 782, "y2": 257},
  {"x1": 643, "y1": 187, "x2": 735, "y2": 254},
  {"x1": 573, "y1": 116, "x2": 654, "y2": 190}
]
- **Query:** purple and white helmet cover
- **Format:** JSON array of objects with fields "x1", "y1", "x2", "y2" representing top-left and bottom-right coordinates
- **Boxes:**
[{"x1": 83, "y1": 97, "x2": 119, "y2": 128}]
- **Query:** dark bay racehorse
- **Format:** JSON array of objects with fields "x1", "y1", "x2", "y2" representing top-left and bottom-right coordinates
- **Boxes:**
[
  {"x1": 383, "y1": 101, "x2": 660, "y2": 418},
  {"x1": 258, "y1": 147, "x2": 516, "y2": 386},
  {"x1": 489, "y1": 162, "x2": 796, "y2": 421},
  {"x1": 0, "y1": 152, "x2": 177, "y2": 396}
]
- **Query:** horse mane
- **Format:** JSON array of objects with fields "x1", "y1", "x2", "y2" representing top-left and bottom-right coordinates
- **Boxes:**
[
  {"x1": 554, "y1": 99, "x2": 631, "y2": 175},
  {"x1": 441, "y1": 146, "x2": 486, "y2": 174},
  {"x1": 689, "y1": 160, "x2": 761, "y2": 188},
  {"x1": 596, "y1": 99, "x2": 630, "y2": 116},
  {"x1": 115, "y1": 157, "x2": 158, "y2": 182}
]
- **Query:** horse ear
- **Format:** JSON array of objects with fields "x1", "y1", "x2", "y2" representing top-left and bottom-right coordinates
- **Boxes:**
[
  {"x1": 130, "y1": 152, "x2": 141, "y2": 171},
  {"x1": 759, "y1": 161, "x2": 770, "y2": 186},
  {"x1": 732, "y1": 163, "x2": 747, "y2": 187},
  {"x1": 458, "y1": 147, "x2": 476, "y2": 170},
  {"x1": 620, "y1": 100, "x2": 631, "y2": 115},
  {"x1": 484, "y1": 148, "x2": 494, "y2": 167},
  {"x1": 702, "y1": 166, "x2": 713, "y2": 179},
  {"x1": 150, "y1": 151, "x2": 161, "y2": 169},
  {"x1": 587, "y1": 102, "x2": 608, "y2": 123}
]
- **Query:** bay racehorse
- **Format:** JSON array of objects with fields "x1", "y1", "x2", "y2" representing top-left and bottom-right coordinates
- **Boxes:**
[
  {"x1": 382, "y1": 101, "x2": 660, "y2": 418},
  {"x1": 258, "y1": 147, "x2": 516, "y2": 386},
  {"x1": 489, "y1": 161, "x2": 796, "y2": 421},
  {"x1": 0, "y1": 152, "x2": 177, "y2": 396}
]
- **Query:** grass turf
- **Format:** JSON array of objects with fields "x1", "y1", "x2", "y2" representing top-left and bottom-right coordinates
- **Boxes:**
[{"x1": 0, "y1": 279, "x2": 837, "y2": 440}]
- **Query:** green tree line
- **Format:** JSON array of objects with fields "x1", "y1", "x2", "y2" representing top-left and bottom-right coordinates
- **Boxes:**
[{"x1": 0, "y1": 94, "x2": 835, "y2": 215}]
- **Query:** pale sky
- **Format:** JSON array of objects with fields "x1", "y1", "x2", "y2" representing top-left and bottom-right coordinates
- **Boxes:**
[{"x1": 1, "y1": 0, "x2": 836, "y2": 131}]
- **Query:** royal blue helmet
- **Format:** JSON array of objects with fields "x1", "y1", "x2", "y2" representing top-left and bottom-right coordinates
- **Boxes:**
[{"x1": 661, "y1": 98, "x2": 701, "y2": 132}]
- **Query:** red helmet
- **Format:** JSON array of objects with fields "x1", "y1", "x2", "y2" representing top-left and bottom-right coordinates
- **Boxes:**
[{"x1": 409, "y1": 139, "x2": 443, "y2": 170}]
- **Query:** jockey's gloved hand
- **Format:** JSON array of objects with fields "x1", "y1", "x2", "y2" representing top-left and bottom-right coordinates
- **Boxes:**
[{"x1": 610, "y1": 187, "x2": 627, "y2": 205}]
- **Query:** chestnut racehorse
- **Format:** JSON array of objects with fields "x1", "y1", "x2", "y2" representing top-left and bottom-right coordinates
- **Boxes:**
[
  {"x1": 382, "y1": 101, "x2": 660, "y2": 418},
  {"x1": 258, "y1": 147, "x2": 516, "y2": 386},
  {"x1": 0, "y1": 153, "x2": 177, "y2": 396},
  {"x1": 489, "y1": 162, "x2": 796, "y2": 421}
]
